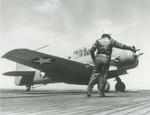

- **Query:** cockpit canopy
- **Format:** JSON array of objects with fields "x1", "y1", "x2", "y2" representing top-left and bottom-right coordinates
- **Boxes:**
[{"x1": 73, "y1": 47, "x2": 90, "y2": 59}]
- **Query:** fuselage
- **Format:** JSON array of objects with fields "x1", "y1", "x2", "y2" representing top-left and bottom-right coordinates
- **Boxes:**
[{"x1": 73, "y1": 47, "x2": 138, "y2": 69}]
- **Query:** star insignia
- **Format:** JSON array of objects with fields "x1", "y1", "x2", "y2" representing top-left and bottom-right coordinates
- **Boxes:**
[{"x1": 32, "y1": 57, "x2": 55, "y2": 65}]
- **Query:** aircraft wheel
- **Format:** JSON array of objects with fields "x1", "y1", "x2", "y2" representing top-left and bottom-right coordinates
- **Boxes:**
[
  {"x1": 115, "y1": 82, "x2": 126, "y2": 92},
  {"x1": 26, "y1": 86, "x2": 31, "y2": 92}
]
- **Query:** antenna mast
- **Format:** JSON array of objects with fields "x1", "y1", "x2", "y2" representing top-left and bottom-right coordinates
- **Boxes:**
[{"x1": 34, "y1": 45, "x2": 49, "y2": 51}]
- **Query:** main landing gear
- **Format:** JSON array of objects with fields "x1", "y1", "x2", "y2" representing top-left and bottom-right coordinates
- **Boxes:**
[{"x1": 115, "y1": 76, "x2": 126, "y2": 92}]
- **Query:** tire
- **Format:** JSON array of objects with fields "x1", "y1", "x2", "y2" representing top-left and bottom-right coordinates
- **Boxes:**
[{"x1": 115, "y1": 82, "x2": 126, "y2": 92}]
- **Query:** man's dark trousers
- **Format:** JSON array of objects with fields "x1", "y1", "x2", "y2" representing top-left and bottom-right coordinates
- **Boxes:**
[{"x1": 87, "y1": 54, "x2": 110, "y2": 96}]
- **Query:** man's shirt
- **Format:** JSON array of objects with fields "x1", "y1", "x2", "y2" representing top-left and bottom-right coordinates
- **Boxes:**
[{"x1": 90, "y1": 37, "x2": 132, "y2": 62}]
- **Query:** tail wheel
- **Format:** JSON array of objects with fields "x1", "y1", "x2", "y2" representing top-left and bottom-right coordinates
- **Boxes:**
[
  {"x1": 115, "y1": 82, "x2": 126, "y2": 92},
  {"x1": 26, "y1": 85, "x2": 31, "y2": 92}
]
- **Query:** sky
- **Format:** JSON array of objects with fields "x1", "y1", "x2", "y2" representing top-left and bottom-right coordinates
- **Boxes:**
[{"x1": 0, "y1": 0, "x2": 150, "y2": 90}]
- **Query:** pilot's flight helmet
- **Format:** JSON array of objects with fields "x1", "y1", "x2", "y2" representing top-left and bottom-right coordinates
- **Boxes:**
[{"x1": 101, "y1": 33, "x2": 111, "y2": 39}]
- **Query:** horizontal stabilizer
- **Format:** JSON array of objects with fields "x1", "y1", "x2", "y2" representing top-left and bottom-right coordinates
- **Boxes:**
[{"x1": 3, "y1": 71, "x2": 35, "y2": 77}]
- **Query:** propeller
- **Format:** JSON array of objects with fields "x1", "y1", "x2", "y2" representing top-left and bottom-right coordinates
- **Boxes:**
[{"x1": 134, "y1": 49, "x2": 143, "y2": 57}]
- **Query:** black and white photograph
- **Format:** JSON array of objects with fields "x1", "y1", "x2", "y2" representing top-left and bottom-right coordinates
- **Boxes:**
[{"x1": 0, "y1": 0, "x2": 150, "y2": 114}]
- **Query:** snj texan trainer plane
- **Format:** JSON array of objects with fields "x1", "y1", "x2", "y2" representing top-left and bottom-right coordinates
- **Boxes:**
[{"x1": 2, "y1": 46, "x2": 143, "y2": 92}]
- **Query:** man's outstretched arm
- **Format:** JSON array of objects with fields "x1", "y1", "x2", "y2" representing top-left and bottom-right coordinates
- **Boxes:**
[{"x1": 112, "y1": 39, "x2": 136, "y2": 51}]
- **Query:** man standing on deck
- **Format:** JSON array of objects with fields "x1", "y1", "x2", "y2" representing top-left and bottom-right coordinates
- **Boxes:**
[{"x1": 87, "y1": 34, "x2": 136, "y2": 97}]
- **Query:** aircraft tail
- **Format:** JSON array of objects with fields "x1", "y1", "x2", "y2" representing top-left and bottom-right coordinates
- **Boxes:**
[
  {"x1": 3, "y1": 71, "x2": 35, "y2": 86},
  {"x1": 3, "y1": 63, "x2": 36, "y2": 86},
  {"x1": 16, "y1": 63, "x2": 36, "y2": 86}
]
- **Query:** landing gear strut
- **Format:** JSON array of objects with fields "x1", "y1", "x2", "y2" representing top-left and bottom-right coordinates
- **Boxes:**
[
  {"x1": 115, "y1": 76, "x2": 126, "y2": 92},
  {"x1": 26, "y1": 85, "x2": 31, "y2": 92}
]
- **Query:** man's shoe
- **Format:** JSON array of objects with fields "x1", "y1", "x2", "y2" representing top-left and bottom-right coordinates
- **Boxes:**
[
  {"x1": 100, "y1": 92, "x2": 106, "y2": 97},
  {"x1": 101, "y1": 94, "x2": 106, "y2": 97},
  {"x1": 87, "y1": 89, "x2": 92, "y2": 97},
  {"x1": 87, "y1": 92, "x2": 91, "y2": 97},
  {"x1": 87, "y1": 94, "x2": 91, "y2": 97}
]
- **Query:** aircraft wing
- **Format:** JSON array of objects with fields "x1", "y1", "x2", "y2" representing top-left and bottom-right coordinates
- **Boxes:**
[
  {"x1": 2, "y1": 49, "x2": 89, "y2": 70},
  {"x1": 2, "y1": 49, "x2": 93, "y2": 80}
]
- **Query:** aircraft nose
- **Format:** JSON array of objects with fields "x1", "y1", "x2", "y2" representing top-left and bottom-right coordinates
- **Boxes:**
[{"x1": 132, "y1": 49, "x2": 143, "y2": 61}]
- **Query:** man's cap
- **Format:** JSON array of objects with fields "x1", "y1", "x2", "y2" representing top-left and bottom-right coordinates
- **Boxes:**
[{"x1": 101, "y1": 33, "x2": 111, "y2": 39}]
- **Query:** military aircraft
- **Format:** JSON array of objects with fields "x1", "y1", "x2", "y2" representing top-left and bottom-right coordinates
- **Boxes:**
[{"x1": 2, "y1": 47, "x2": 143, "y2": 92}]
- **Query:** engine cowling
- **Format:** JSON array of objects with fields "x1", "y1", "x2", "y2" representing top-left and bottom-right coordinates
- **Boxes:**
[{"x1": 115, "y1": 52, "x2": 137, "y2": 66}]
